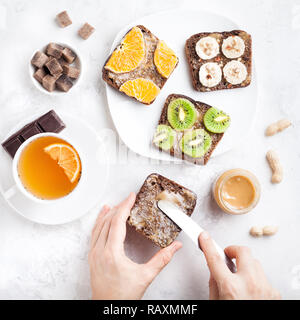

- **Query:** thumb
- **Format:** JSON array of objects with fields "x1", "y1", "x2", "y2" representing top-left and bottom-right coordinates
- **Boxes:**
[
  {"x1": 199, "y1": 231, "x2": 231, "y2": 283},
  {"x1": 145, "y1": 241, "x2": 182, "y2": 281}
]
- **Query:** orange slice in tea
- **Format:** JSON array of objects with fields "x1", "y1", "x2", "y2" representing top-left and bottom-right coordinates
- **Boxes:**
[
  {"x1": 44, "y1": 143, "x2": 81, "y2": 183},
  {"x1": 154, "y1": 41, "x2": 178, "y2": 78},
  {"x1": 119, "y1": 78, "x2": 160, "y2": 104},
  {"x1": 105, "y1": 26, "x2": 145, "y2": 73}
]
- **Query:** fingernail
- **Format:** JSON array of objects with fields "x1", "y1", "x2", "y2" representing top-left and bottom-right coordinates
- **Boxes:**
[{"x1": 201, "y1": 231, "x2": 210, "y2": 240}]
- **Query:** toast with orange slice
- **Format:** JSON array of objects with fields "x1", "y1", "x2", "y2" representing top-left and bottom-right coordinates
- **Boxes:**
[{"x1": 102, "y1": 25, "x2": 178, "y2": 105}]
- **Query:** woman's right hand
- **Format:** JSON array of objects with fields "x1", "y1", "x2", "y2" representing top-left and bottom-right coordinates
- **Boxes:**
[{"x1": 199, "y1": 231, "x2": 281, "y2": 300}]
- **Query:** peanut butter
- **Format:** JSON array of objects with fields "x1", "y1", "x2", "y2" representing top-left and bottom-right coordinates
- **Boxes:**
[
  {"x1": 213, "y1": 169, "x2": 260, "y2": 215},
  {"x1": 156, "y1": 190, "x2": 182, "y2": 207}
]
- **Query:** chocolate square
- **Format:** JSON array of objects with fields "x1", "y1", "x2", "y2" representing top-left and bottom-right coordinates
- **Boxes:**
[
  {"x1": 38, "y1": 110, "x2": 66, "y2": 133},
  {"x1": 2, "y1": 136, "x2": 24, "y2": 158},
  {"x1": 21, "y1": 123, "x2": 43, "y2": 140}
]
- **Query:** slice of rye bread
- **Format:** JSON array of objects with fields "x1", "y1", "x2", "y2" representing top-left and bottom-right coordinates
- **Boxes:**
[
  {"x1": 128, "y1": 173, "x2": 197, "y2": 248},
  {"x1": 185, "y1": 30, "x2": 252, "y2": 92},
  {"x1": 155, "y1": 94, "x2": 224, "y2": 165},
  {"x1": 102, "y1": 25, "x2": 178, "y2": 105}
]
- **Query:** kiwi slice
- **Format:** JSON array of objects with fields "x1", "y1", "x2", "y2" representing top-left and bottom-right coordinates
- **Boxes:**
[
  {"x1": 180, "y1": 129, "x2": 212, "y2": 158},
  {"x1": 204, "y1": 107, "x2": 230, "y2": 133},
  {"x1": 153, "y1": 125, "x2": 175, "y2": 151},
  {"x1": 167, "y1": 98, "x2": 197, "y2": 131}
]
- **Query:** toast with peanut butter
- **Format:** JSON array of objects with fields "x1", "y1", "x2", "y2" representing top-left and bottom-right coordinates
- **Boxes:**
[{"x1": 128, "y1": 173, "x2": 197, "y2": 248}]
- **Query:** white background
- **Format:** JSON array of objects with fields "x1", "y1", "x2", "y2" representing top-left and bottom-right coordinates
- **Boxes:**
[{"x1": 0, "y1": 0, "x2": 300, "y2": 299}]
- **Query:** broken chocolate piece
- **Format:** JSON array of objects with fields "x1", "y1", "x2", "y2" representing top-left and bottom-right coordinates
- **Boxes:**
[
  {"x1": 61, "y1": 47, "x2": 76, "y2": 63},
  {"x1": 56, "y1": 74, "x2": 73, "y2": 92},
  {"x1": 31, "y1": 51, "x2": 49, "y2": 68},
  {"x1": 46, "y1": 43, "x2": 64, "y2": 59},
  {"x1": 78, "y1": 23, "x2": 95, "y2": 40},
  {"x1": 1, "y1": 110, "x2": 66, "y2": 158},
  {"x1": 56, "y1": 11, "x2": 72, "y2": 28},
  {"x1": 45, "y1": 58, "x2": 63, "y2": 76},
  {"x1": 33, "y1": 68, "x2": 47, "y2": 83},
  {"x1": 62, "y1": 65, "x2": 80, "y2": 79},
  {"x1": 42, "y1": 75, "x2": 56, "y2": 92}
]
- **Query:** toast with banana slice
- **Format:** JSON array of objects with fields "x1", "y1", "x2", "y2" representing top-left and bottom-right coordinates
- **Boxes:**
[{"x1": 185, "y1": 30, "x2": 252, "y2": 92}]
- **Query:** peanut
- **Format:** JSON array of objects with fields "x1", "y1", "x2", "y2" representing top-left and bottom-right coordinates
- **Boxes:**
[
  {"x1": 266, "y1": 150, "x2": 283, "y2": 183},
  {"x1": 263, "y1": 225, "x2": 279, "y2": 236},
  {"x1": 249, "y1": 225, "x2": 279, "y2": 237},
  {"x1": 249, "y1": 226, "x2": 263, "y2": 237},
  {"x1": 266, "y1": 119, "x2": 291, "y2": 136}
]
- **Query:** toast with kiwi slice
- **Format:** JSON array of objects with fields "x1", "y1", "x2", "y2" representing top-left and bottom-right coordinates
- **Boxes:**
[{"x1": 153, "y1": 94, "x2": 230, "y2": 165}]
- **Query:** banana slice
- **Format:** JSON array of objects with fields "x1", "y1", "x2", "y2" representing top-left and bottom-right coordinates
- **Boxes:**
[
  {"x1": 195, "y1": 36, "x2": 219, "y2": 60},
  {"x1": 223, "y1": 60, "x2": 247, "y2": 85},
  {"x1": 199, "y1": 62, "x2": 222, "y2": 88},
  {"x1": 222, "y1": 36, "x2": 245, "y2": 58}
]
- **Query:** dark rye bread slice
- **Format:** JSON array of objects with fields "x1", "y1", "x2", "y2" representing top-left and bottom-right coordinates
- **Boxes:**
[
  {"x1": 128, "y1": 173, "x2": 197, "y2": 248},
  {"x1": 102, "y1": 25, "x2": 178, "y2": 105},
  {"x1": 155, "y1": 94, "x2": 224, "y2": 165},
  {"x1": 185, "y1": 30, "x2": 252, "y2": 92}
]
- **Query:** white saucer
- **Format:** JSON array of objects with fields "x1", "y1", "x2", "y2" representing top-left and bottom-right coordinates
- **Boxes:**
[
  {"x1": 0, "y1": 111, "x2": 109, "y2": 225},
  {"x1": 105, "y1": 9, "x2": 258, "y2": 163}
]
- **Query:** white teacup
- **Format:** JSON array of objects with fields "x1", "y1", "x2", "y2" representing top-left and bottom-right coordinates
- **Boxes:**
[{"x1": 6, "y1": 132, "x2": 83, "y2": 204}]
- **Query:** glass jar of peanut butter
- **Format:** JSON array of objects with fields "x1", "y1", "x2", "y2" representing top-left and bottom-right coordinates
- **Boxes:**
[{"x1": 213, "y1": 169, "x2": 261, "y2": 215}]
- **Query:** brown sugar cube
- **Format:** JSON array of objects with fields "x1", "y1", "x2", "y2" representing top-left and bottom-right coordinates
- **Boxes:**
[
  {"x1": 31, "y1": 51, "x2": 49, "y2": 68},
  {"x1": 78, "y1": 23, "x2": 95, "y2": 40},
  {"x1": 53, "y1": 72, "x2": 62, "y2": 80},
  {"x1": 33, "y1": 68, "x2": 47, "y2": 83},
  {"x1": 56, "y1": 75, "x2": 73, "y2": 92},
  {"x1": 56, "y1": 11, "x2": 72, "y2": 28},
  {"x1": 45, "y1": 58, "x2": 63, "y2": 76},
  {"x1": 46, "y1": 43, "x2": 64, "y2": 59},
  {"x1": 42, "y1": 75, "x2": 56, "y2": 92},
  {"x1": 58, "y1": 58, "x2": 69, "y2": 67},
  {"x1": 62, "y1": 65, "x2": 80, "y2": 79},
  {"x1": 62, "y1": 47, "x2": 76, "y2": 63}
]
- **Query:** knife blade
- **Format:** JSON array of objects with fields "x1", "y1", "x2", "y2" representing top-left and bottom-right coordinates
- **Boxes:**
[{"x1": 157, "y1": 200, "x2": 236, "y2": 273}]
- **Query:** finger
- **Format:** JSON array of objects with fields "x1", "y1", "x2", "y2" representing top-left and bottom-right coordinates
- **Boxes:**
[
  {"x1": 199, "y1": 232, "x2": 232, "y2": 283},
  {"x1": 95, "y1": 208, "x2": 117, "y2": 251},
  {"x1": 209, "y1": 276, "x2": 219, "y2": 300},
  {"x1": 224, "y1": 246, "x2": 254, "y2": 271},
  {"x1": 145, "y1": 241, "x2": 182, "y2": 282},
  {"x1": 90, "y1": 205, "x2": 110, "y2": 249},
  {"x1": 107, "y1": 193, "x2": 136, "y2": 251}
]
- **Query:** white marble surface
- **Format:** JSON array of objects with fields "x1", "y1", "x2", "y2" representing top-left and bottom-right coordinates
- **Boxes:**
[{"x1": 0, "y1": 0, "x2": 300, "y2": 300}]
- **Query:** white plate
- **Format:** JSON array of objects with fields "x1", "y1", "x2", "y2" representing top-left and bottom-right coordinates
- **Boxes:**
[
  {"x1": 105, "y1": 9, "x2": 257, "y2": 162},
  {"x1": 0, "y1": 111, "x2": 109, "y2": 225}
]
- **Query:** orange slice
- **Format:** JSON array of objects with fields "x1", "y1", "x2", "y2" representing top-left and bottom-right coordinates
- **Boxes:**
[
  {"x1": 105, "y1": 26, "x2": 145, "y2": 73},
  {"x1": 44, "y1": 143, "x2": 81, "y2": 183},
  {"x1": 154, "y1": 41, "x2": 178, "y2": 78},
  {"x1": 119, "y1": 78, "x2": 160, "y2": 104}
]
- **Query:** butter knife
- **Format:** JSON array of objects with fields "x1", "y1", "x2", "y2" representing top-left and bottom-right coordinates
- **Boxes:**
[{"x1": 157, "y1": 200, "x2": 236, "y2": 273}]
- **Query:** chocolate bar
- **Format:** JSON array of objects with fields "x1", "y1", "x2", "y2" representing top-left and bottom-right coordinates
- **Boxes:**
[{"x1": 2, "y1": 110, "x2": 66, "y2": 158}]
